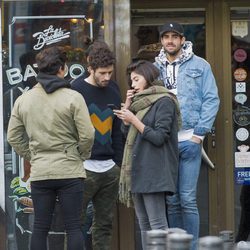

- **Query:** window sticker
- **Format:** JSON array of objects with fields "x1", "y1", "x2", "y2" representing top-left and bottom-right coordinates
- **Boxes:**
[
  {"x1": 235, "y1": 93, "x2": 247, "y2": 105},
  {"x1": 33, "y1": 25, "x2": 70, "y2": 50},
  {"x1": 235, "y1": 145, "x2": 250, "y2": 185},
  {"x1": 235, "y1": 82, "x2": 246, "y2": 93},
  {"x1": 234, "y1": 68, "x2": 247, "y2": 82},
  {"x1": 233, "y1": 106, "x2": 250, "y2": 126},
  {"x1": 232, "y1": 21, "x2": 248, "y2": 38},
  {"x1": 234, "y1": 48, "x2": 247, "y2": 62},
  {"x1": 236, "y1": 127, "x2": 249, "y2": 141}
]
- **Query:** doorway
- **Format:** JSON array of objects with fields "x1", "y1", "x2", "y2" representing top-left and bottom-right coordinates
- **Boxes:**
[
  {"x1": 130, "y1": 9, "x2": 209, "y2": 247},
  {"x1": 111, "y1": 1, "x2": 250, "y2": 249}
]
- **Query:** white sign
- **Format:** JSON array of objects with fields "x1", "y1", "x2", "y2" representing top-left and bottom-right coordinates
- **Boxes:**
[
  {"x1": 33, "y1": 25, "x2": 70, "y2": 50},
  {"x1": 238, "y1": 144, "x2": 250, "y2": 152},
  {"x1": 236, "y1": 82, "x2": 246, "y2": 93},
  {"x1": 236, "y1": 128, "x2": 249, "y2": 141},
  {"x1": 235, "y1": 93, "x2": 247, "y2": 105},
  {"x1": 5, "y1": 63, "x2": 85, "y2": 85},
  {"x1": 235, "y1": 152, "x2": 250, "y2": 168},
  {"x1": 232, "y1": 21, "x2": 248, "y2": 38}
]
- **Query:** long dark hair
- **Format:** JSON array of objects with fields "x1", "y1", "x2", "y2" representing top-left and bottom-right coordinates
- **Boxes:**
[{"x1": 126, "y1": 60, "x2": 160, "y2": 88}]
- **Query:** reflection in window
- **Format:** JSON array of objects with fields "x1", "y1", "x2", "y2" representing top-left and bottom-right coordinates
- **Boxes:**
[
  {"x1": 1, "y1": 1, "x2": 103, "y2": 249},
  {"x1": 231, "y1": 7, "x2": 250, "y2": 243}
]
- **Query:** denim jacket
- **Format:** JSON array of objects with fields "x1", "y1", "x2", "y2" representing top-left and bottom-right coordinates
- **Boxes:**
[{"x1": 154, "y1": 42, "x2": 220, "y2": 136}]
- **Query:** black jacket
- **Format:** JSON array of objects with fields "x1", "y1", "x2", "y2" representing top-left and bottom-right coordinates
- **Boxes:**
[{"x1": 123, "y1": 96, "x2": 178, "y2": 194}]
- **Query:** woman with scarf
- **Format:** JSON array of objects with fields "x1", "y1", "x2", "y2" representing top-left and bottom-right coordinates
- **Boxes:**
[{"x1": 114, "y1": 60, "x2": 180, "y2": 249}]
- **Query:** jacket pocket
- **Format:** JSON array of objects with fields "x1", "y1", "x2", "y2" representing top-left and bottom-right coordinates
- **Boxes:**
[
  {"x1": 64, "y1": 145, "x2": 80, "y2": 161},
  {"x1": 185, "y1": 68, "x2": 203, "y2": 78},
  {"x1": 183, "y1": 68, "x2": 203, "y2": 97}
]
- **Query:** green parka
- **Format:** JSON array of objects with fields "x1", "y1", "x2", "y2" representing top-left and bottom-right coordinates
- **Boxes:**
[{"x1": 7, "y1": 82, "x2": 95, "y2": 181}]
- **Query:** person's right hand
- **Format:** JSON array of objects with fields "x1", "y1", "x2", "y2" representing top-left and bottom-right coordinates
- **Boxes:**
[
  {"x1": 113, "y1": 108, "x2": 134, "y2": 126},
  {"x1": 124, "y1": 89, "x2": 135, "y2": 109}
]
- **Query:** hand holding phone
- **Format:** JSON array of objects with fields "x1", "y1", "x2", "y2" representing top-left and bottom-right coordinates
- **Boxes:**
[{"x1": 107, "y1": 104, "x2": 118, "y2": 110}]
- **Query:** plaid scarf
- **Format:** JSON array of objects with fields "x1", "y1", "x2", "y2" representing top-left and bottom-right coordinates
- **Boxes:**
[{"x1": 119, "y1": 82, "x2": 181, "y2": 207}]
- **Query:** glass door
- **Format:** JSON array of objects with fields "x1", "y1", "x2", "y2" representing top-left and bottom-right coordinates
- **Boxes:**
[
  {"x1": 130, "y1": 8, "x2": 209, "y2": 249},
  {"x1": 231, "y1": 7, "x2": 250, "y2": 242},
  {"x1": 1, "y1": 1, "x2": 104, "y2": 248}
]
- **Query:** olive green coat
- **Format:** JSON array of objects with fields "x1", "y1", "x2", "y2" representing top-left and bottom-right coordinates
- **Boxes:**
[{"x1": 7, "y1": 83, "x2": 95, "y2": 181}]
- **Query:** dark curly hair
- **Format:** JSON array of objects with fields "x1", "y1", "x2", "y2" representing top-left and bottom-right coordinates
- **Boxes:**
[
  {"x1": 126, "y1": 60, "x2": 160, "y2": 88},
  {"x1": 88, "y1": 42, "x2": 115, "y2": 70},
  {"x1": 36, "y1": 46, "x2": 67, "y2": 75}
]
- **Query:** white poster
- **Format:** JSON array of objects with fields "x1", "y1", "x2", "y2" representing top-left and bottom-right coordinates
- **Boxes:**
[
  {"x1": 232, "y1": 21, "x2": 248, "y2": 38},
  {"x1": 235, "y1": 151, "x2": 250, "y2": 168}
]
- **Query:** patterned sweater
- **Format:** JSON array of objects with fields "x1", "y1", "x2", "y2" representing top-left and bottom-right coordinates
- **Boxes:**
[{"x1": 71, "y1": 76, "x2": 124, "y2": 167}]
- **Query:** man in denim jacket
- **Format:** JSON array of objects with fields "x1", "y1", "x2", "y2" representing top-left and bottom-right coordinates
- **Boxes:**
[{"x1": 154, "y1": 22, "x2": 220, "y2": 250}]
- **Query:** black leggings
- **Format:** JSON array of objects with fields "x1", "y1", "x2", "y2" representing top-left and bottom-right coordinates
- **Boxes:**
[{"x1": 30, "y1": 178, "x2": 84, "y2": 250}]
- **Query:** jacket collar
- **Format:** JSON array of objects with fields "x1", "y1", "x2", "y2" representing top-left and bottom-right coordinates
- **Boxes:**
[
  {"x1": 36, "y1": 72, "x2": 71, "y2": 94},
  {"x1": 155, "y1": 41, "x2": 194, "y2": 66}
]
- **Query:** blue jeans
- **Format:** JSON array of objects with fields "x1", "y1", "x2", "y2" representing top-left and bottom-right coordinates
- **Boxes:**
[
  {"x1": 30, "y1": 178, "x2": 84, "y2": 250},
  {"x1": 133, "y1": 192, "x2": 168, "y2": 250},
  {"x1": 167, "y1": 140, "x2": 202, "y2": 250}
]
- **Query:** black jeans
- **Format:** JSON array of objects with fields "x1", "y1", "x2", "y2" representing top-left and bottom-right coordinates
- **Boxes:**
[{"x1": 30, "y1": 178, "x2": 84, "y2": 250}]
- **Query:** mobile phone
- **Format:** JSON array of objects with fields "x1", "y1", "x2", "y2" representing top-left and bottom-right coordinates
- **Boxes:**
[{"x1": 107, "y1": 104, "x2": 118, "y2": 110}]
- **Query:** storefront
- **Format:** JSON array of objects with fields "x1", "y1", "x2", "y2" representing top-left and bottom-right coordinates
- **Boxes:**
[
  {"x1": 109, "y1": 0, "x2": 250, "y2": 249},
  {"x1": 0, "y1": 1, "x2": 104, "y2": 249},
  {"x1": 1, "y1": 0, "x2": 250, "y2": 249}
]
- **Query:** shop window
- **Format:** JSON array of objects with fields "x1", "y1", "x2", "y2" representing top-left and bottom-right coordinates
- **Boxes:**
[
  {"x1": 231, "y1": 7, "x2": 250, "y2": 242},
  {"x1": 1, "y1": 1, "x2": 103, "y2": 249}
]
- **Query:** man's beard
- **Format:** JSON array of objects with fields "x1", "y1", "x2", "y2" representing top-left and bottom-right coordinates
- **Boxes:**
[
  {"x1": 93, "y1": 75, "x2": 108, "y2": 88},
  {"x1": 165, "y1": 47, "x2": 181, "y2": 56}
]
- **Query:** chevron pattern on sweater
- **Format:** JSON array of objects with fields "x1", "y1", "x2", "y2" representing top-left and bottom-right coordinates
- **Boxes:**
[{"x1": 89, "y1": 104, "x2": 114, "y2": 145}]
